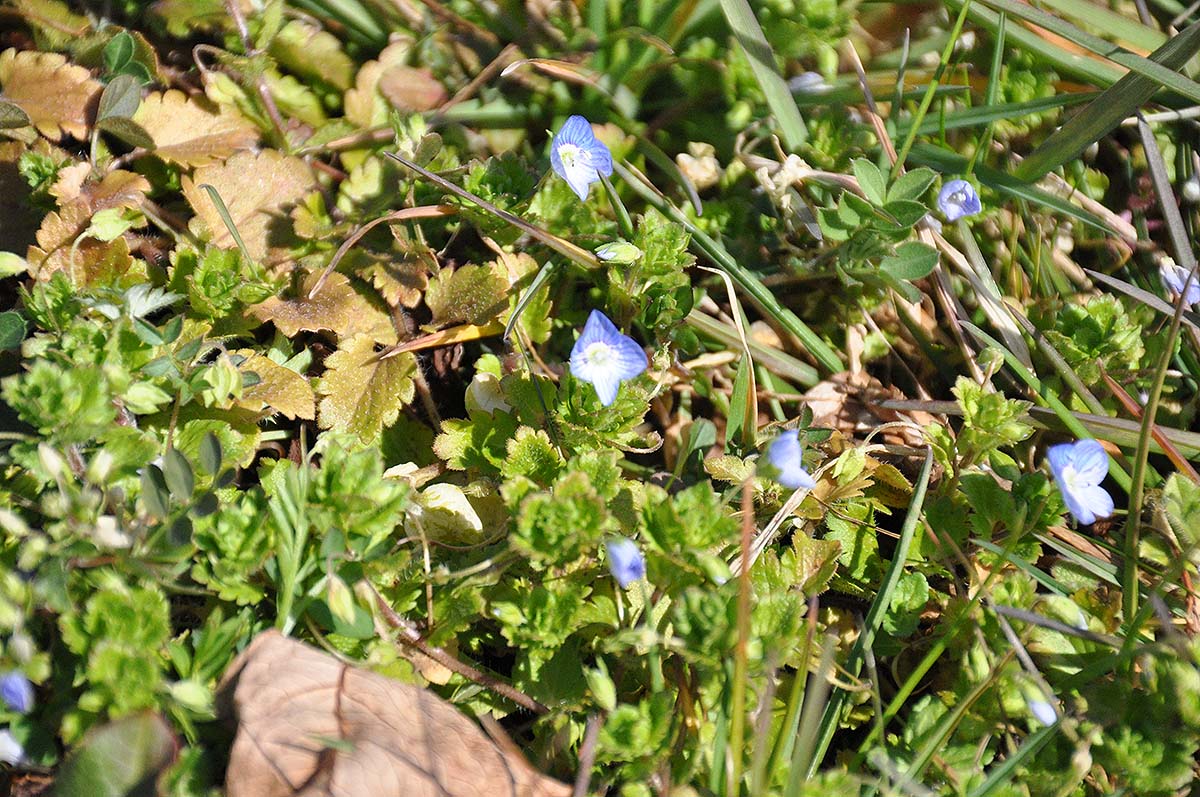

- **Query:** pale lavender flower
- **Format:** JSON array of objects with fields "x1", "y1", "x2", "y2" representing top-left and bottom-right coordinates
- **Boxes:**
[
  {"x1": 1047, "y1": 439, "x2": 1114, "y2": 526},
  {"x1": 550, "y1": 115, "x2": 613, "y2": 201},
  {"x1": 766, "y1": 430, "x2": 816, "y2": 490},
  {"x1": 570, "y1": 310, "x2": 648, "y2": 406},
  {"x1": 606, "y1": 538, "x2": 645, "y2": 588},
  {"x1": 1028, "y1": 697, "x2": 1057, "y2": 726},
  {"x1": 0, "y1": 728, "x2": 21, "y2": 765},
  {"x1": 1161, "y1": 261, "x2": 1200, "y2": 307},
  {"x1": 937, "y1": 179, "x2": 981, "y2": 221},
  {"x1": 0, "y1": 672, "x2": 31, "y2": 714}
]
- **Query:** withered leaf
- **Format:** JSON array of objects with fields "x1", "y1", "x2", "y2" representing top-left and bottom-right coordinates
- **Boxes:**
[
  {"x1": 51, "y1": 165, "x2": 150, "y2": 214},
  {"x1": 378, "y1": 65, "x2": 448, "y2": 112},
  {"x1": 344, "y1": 39, "x2": 411, "y2": 129},
  {"x1": 7, "y1": 0, "x2": 91, "y2": 51},
  {"x1": 269, "y1": 20, "x2": 355, "y2": 91},
  {"x1": 218, "y1": 631, "x2": 570, "y2": 797},
  {"x1": 317, "y1": 334, "x2": 416, "y2": 443},
  {"x1": 235, "y1": 350, "x2": 316, "y2": 420},
  {"x1": 27, "y1": 201, "x2": 135, "y2": 285},
  {"x1": 426, "y1": 263, "x2": 508, "y2": 328},
  {"x1": 352, "y1": 248, "x2": 430, "y2": 309},
  {"x1": 133, "y1": 90, "x2": 258, "y2": 167},
  {"x1": 0, "y1": 48, "x2": 102, "y2": 141},
  {"x1": 181, "y1": 149, "x2": 315, "y2": 263},
  {"x1": 247, "y1": 272, "x2": 396, "y2": 344}
]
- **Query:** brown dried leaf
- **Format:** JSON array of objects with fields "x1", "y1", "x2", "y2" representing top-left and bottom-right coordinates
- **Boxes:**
[
  {"x1": 182, "y1": 149, "x2": 316, "y2": 263},
  {"x1": 134, "y1": 90, "x2": 258, "y2": 166},
  {"x1": 235, "y1": 350, "x2": 316, "y2": 420},
  {"x1": 344, "y1": 39, "x2": 412, "y2": 129},
  {"x1": 426, "y1": 262, "x2": 508, "y2": 328},
  {"x1": 805, "y1": 371, "x2": 935, "y2": 448},
  {"x1": 247, "y1": 272, "x2": 396, "y2": 344},
  {"x1": 26, "y1": 201, "x2": 134, "y2": 284},
  {"x1": 317, "y1": 334, "x2": 416, "y2": 443},
  {"x1": 378, "y1": 65, "x2": 448, "y2": 112},
  {"x1": 0, "y1": 48, "x2": 102, "y2": 141},
  {"x1": 218, "y1": 631, "x2": 570, "y2": 797},
  {"x1": 348, "y1": 249, "x2": 429, "y2": 308},
  {"x1": 51, "y1": 165, "x2": 150, "y2": 213}
]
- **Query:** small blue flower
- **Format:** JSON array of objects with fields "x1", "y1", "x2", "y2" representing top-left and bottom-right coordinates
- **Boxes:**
[
  {"x1": 766, "y1": 430, "x2": 816, "y2": 490},
  {"x1": 1161, "y1": 261, "x2": 1200, "y2": 307},
  {"x1": 570, "y1": 310, "x2": 648, "y2": 406},
  {"x1": 606, "y1": 537, "x2": 645, "y2": 588},
  {"x1": 937, "y1": 179, "x2": 982, "y2": 221},
  {"x1": 1027, "y1": 697, "x2": 1057, "y2": 726},
  {"x1": 550, "y1": 115, "x2": 613, "y2": 201},
  {"x1": 0, "y1": 672, "x2": 32, "y2": 714},
  {"x1": 0, "y1": 728, "x2": 22, "y2": 765},
  {"x1": 1047, "y1": 439, "x2": 1114, "y2": 526}
]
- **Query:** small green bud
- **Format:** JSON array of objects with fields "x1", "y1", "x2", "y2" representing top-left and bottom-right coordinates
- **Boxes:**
[{"x1": 595, "y1": 240, "x2": 643, "y2": 264}]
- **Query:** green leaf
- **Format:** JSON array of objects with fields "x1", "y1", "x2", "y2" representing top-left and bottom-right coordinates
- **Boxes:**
[
  {"x1": 163, "y1": 448, "x2": 195, "y2": 501},
  {"x1": 0, "y1": 101, "x2": 32, "y2": 129},
  {"x1": 97, "y1": 74, "x2": 141, "y2": 122},
  {"x1": 425, "y1": 263, "x2": 508, "y2": 327},
  {"x1": 852, "y1": 159, "x2": 887, "y2": 206},
  {"x1": 198, "y1": 432, "x2": 222, "y2": 476},
  {"x1": 53, "y1": 713, "x2": 176, "y2": 797},
  {"x1": 103, "y1": 31, "x2": 136, "y2": 74},
  {"x1": 97, "y1": 116, "x2": 156, "y2": 150},
  {"x1": 140, "y1": 465, "x2": 170, "y2": 517},
  {"x1": 880, "y1": 242, "x2": 938, "y2": 281},
  {"x1": 887, "y1": 168, "x2": 937, "y2": 203},
  {"x1": 0, "y1": 311, "x2": 26, "y2": 349}
]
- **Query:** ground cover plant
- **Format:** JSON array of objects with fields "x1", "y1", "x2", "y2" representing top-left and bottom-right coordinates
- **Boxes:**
[{"x1": 2, "y1": 0, "x2": 1200, "y2": 794}]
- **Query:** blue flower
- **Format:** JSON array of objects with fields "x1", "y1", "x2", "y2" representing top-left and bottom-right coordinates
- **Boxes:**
[
  {"x1": 0, "y1": 672, "x2": 32, "y2": 714},
  {"x1": 766, "y1": 430, "x2": 816, "y2": 490},
  {"x1": 937, "y1": 179, "x2": 982, "y2": 221},
  {"x1": 605, "y1": 537, "x2": 645, "y2": 588},
  {"x1": 550, "y1": 115, "x2": 613, "y2": 201},
  {"x1": 1047, "y1": 439, "x2": 1114, "y2": 526},
  {"x1": 570, "y1": 310, "x2": 648, "y2": 406},
  {"x1": 1161, "y1": 261, "x2": 1200, "y2": 307},
  {"x1": 1027, "y1": 697, "x2": 1057, "y2": 726},
  {"x1": 0, "y1": 729, "x2": 22, "y2": 765}
]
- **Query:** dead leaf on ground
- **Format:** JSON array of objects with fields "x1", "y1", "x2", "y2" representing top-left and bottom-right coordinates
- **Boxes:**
[
  {"x1": 51, "y1": 164, "x2": 150, "y2": 213},
  {"x1": 344, "y1": 39, "x2": 413, "y2": 129},
  {"x1": 0, "y1": 48, "x2": 102, "y2": 141},
  {"x1": 804, "y1": 371, "x2": 937, "y2": 448},
  {"x1": 181, "y1": 149, "x2": 316, "y2": 263},
  {"x1": 378, "y1": 65, "x2": 448, "y2": 112},
  {"x1": 235, "y1": 350, "x2": 316, "y2": 420},
  {"x1": 247, "y1": 271, "x2": 396, "y2": 344},
  {"x1": 217, "y1": 630, "x2": 571, "y2": 797},
  {"x1": 133, "y1": 90, "x2": 258, "y2": 166},
  {"x1": 27, "y1": 201, "x2": 136, "y2": 285},
  {"x1": 317, "y1": 333, "x2": 417, "y2": 442},
  {"x1": 426, "y1": 262, "x2": 508, "y2": 328}
]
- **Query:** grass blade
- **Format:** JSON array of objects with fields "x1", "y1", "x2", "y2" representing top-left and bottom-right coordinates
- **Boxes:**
[
  {"x1": 716, "y1": 0, "x2": 808, "y2": 149},
  {"x1": 1015, "y1": 20, "x2": 1200, "y2": 181},
  {"x1": 807, "y1": 447, "x2": 934, "y2": 775}
]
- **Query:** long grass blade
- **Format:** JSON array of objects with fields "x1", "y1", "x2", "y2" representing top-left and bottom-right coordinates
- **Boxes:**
[
  {"x1": 807, "y1": 447, "x2": 934, "y2": 775},
  {"x1": 716, "y1": 0, "x2": 808, "y2": 149}
]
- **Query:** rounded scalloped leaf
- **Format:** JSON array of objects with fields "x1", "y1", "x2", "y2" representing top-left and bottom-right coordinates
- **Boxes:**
[
  {"x1": 133, "y1": 89, "x2": 258, "y2": 166},
  {"x1": 0, "y1": 48, "x2": 102, "y2": 141},
  {"x1": 317, "y1": 334, "x2": 417, "y2": 444},
  {"x1": 181, "y1": 149, "x2": 315, "y2": 263}
]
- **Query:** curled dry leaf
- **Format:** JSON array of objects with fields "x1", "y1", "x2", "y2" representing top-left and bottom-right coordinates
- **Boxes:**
[
  {"x1": 181, "y1": 149, "x2": 316, "y2": 263},
  {"x1": 378, "y1": 65, "x2": 448, "y2": 112},
  {"x1": 0, "y1": 48, "x2": 102, "y2": 141},
  {"x1": 218, "y1": 630, "x2": 571, "y2": 797},
  {"x1": 317, "y1": 333, "x2": 417, "y2": 443},
  {"x1": 235, "y1": 350, "x2": 316, "y2": 421},
  {"x1": 51, "y1": 165, "x2": 150, "y2": 214},
  {"x1": 344, "y1": 39, "x2": 413, "y2": 128},
  {"x1": 134, "y1": 90, "x2": 258, "y2": 167},
  {"x1": 248, "y1": 271, "x2": 396, "y2": 344},
  {"x1": 804, "y1": 371, "x2": 936, "y2": 448}
]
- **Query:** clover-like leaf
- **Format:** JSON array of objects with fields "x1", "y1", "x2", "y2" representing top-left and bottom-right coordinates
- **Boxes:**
[
  {"x1": 0, "y1": 48, "x2": 102, "y2": 141},
  {"x1": 133, "y1": 90, "x2": 258, "y2": 167},
  {"x1": 317, "y1": 334, "x2": 417, "y2": 443}
]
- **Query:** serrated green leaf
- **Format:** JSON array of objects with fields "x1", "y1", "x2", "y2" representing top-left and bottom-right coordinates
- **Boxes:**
[{"x1": 316, "y1": 335, "x2": 417, "y2": 443}]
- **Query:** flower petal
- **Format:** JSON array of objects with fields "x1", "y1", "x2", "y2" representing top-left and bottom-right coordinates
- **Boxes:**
[
  {"x1": 608, "y1": 335, "x2": 649, "y2": 382},
  {"x1": 1069, "y1": 439, "x2": 1109, "y2": 483},
  {"x1": 555, "y1": 115, "x2": 595, "y2": 148},
  {"x1": 606, "y1": 537, "x2": 646, "y2": 588},
  {"x1": 1046, "y1": 441, "x2": 1075, "y2": 481},
  {"x1": 766, "y1": 430, "x2": 816, "y2": 490}
]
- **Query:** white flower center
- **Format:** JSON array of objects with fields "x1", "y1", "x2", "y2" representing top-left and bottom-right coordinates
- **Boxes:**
[
  {"x1": 583, "y1": 341, "x2": 614, "y2": 368},
  {"x1": 949, "y1": 189, "x2": 969, "y2": 207},
  {"x1": 1061, "y1": 464, "x2": 1082, "y2": 491},
  {"x1": 558, "y1": 142, "x2": 582, "y2": 168}
]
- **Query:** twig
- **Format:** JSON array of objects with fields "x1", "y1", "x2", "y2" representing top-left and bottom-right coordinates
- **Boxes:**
[
  {"x1": 571, "y1": 715, "x2": 603, "y2": 797},
  {"x1": 368, "y1": 582, "x2": 549, "y2": 714},
  {"x1": 222, "y1": 0, "x2": 289, "y2": 148}
]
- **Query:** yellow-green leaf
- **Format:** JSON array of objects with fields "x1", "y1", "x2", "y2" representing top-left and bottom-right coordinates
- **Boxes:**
[{"x1": 317, "y1": 334, "x2": 417, "y2": 443}]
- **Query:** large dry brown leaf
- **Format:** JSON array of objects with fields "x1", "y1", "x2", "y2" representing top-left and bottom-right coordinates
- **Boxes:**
[
  {"x1": 235, "y1": 350, "x2": 316, "y2": 420},
  {"x1": 133, "y1": 90, "x2": 258, "y2": 166},
  {"x1": 181, "y1": 149, "x2": 315, "y2": 263},
  {"x1": 247, "y1": 272, "x2": 396, "y2": 344},
  {"x1": 51, "y1": 164, "x2": 150, "y2": 213},
  {"x1": 344, "y1": 39, "x2": 411, "y2": 129},
  {"x1": 218, "y1": 631, "x2": 571, "y2": 797},
  {"x1": 378, "y1": 66, "x2": 447, "y2": 112},
  {"x1": 0, "y1": 48, "x2": 102, "y2": 141}
]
